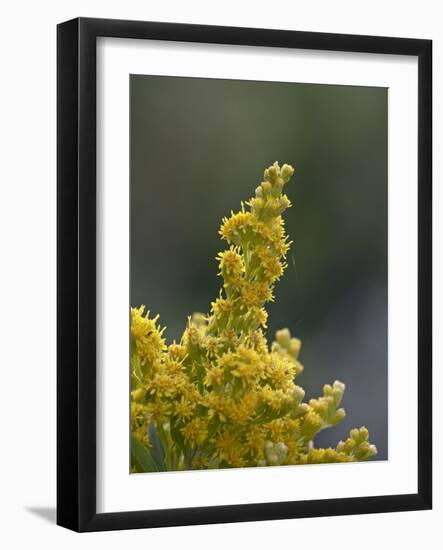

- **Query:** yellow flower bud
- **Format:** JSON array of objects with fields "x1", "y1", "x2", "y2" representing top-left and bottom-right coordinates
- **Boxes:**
[
  {"x1": 288, "y1": 337, "x2": 302, "y2": 359},
  {"x1": 264, "y1": 163, "x2": 279, "y2": 183},
  {"x1": 261, "y1": 180, "x2": 272, "y2": 195},
  {"x1": 275, "y1": 442, "x2": 288, "y2": 463},
  {"x1": 276, "y1": 328, "x2": 291, "y2": 348},
  {"x1": 280, "y1": 163, "x2": 295, "y2": 183},
  {"x1": 292, "y1": 385, "x2": 305, "y2": 404},
  {"x1": 367, "y1": 444, "x2": 377, "y2": 458},
  {"x1": 267, "y1": 452, "x2": 279, "y2": 466},
  {"x1": 331, "y1": 408, "x2": 346, "y2": 424}
]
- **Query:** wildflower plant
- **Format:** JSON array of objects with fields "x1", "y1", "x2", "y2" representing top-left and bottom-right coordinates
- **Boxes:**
[{"x1": 130, "y1": 162, "x2": 377, "y2": 472}]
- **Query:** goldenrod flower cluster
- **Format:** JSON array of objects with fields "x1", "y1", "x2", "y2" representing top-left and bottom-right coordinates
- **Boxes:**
[{"x1": 130, "y1": 162, "x2": 377, "y2": 472}]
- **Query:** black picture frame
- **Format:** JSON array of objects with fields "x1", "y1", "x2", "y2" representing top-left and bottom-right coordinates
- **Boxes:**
[{"x1": 57, "y1": 17, "x2": 432, "y2": 532}]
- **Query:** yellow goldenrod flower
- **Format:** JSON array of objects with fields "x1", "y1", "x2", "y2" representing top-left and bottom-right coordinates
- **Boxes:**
[
  {"x1": 173, "y1": 397, "x2": 196, "y2": 421},
  {"x1": 181, "y1": 417, "x2": 209, "y2": 446},
  {"x1": 130, "y1": 162, "x2": 377, "y2": 472},
  {"x1": 130, "y1": 306, "x2": 166, "y2": 369}
]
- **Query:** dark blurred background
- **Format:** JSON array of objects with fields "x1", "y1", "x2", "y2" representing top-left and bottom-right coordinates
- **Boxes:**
[{"x1": 130, "y1": 75, "x2": 388, "y2": 459}]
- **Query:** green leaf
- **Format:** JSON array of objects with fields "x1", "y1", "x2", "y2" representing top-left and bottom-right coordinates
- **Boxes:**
[
  {"x1": 130, "y1": 351, "x2": 143, "y2": 389},
  {"x1": 130, "y1": 434, "x2": 159, "y2": 473},
  {"x1": 147, "y1": 422, "x2": 166, "y2": 471}
]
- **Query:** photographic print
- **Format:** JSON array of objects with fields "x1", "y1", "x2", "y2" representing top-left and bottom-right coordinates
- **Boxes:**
[
  {"x1": 57, "y1": 18, "x2": 431, "y2": 531},
  {"x1": 129, "y1": 75, "x2": 387, "y2": 473}
]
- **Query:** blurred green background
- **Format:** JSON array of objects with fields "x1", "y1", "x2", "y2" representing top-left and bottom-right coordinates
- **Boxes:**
[{"x1": 130, "y1": 75, "x2": 388, "y2": 460}]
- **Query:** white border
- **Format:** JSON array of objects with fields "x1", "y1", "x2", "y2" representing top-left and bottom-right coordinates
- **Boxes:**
[{"x1": 97, "y1": 38, "x2": 418, "y2": 514}]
